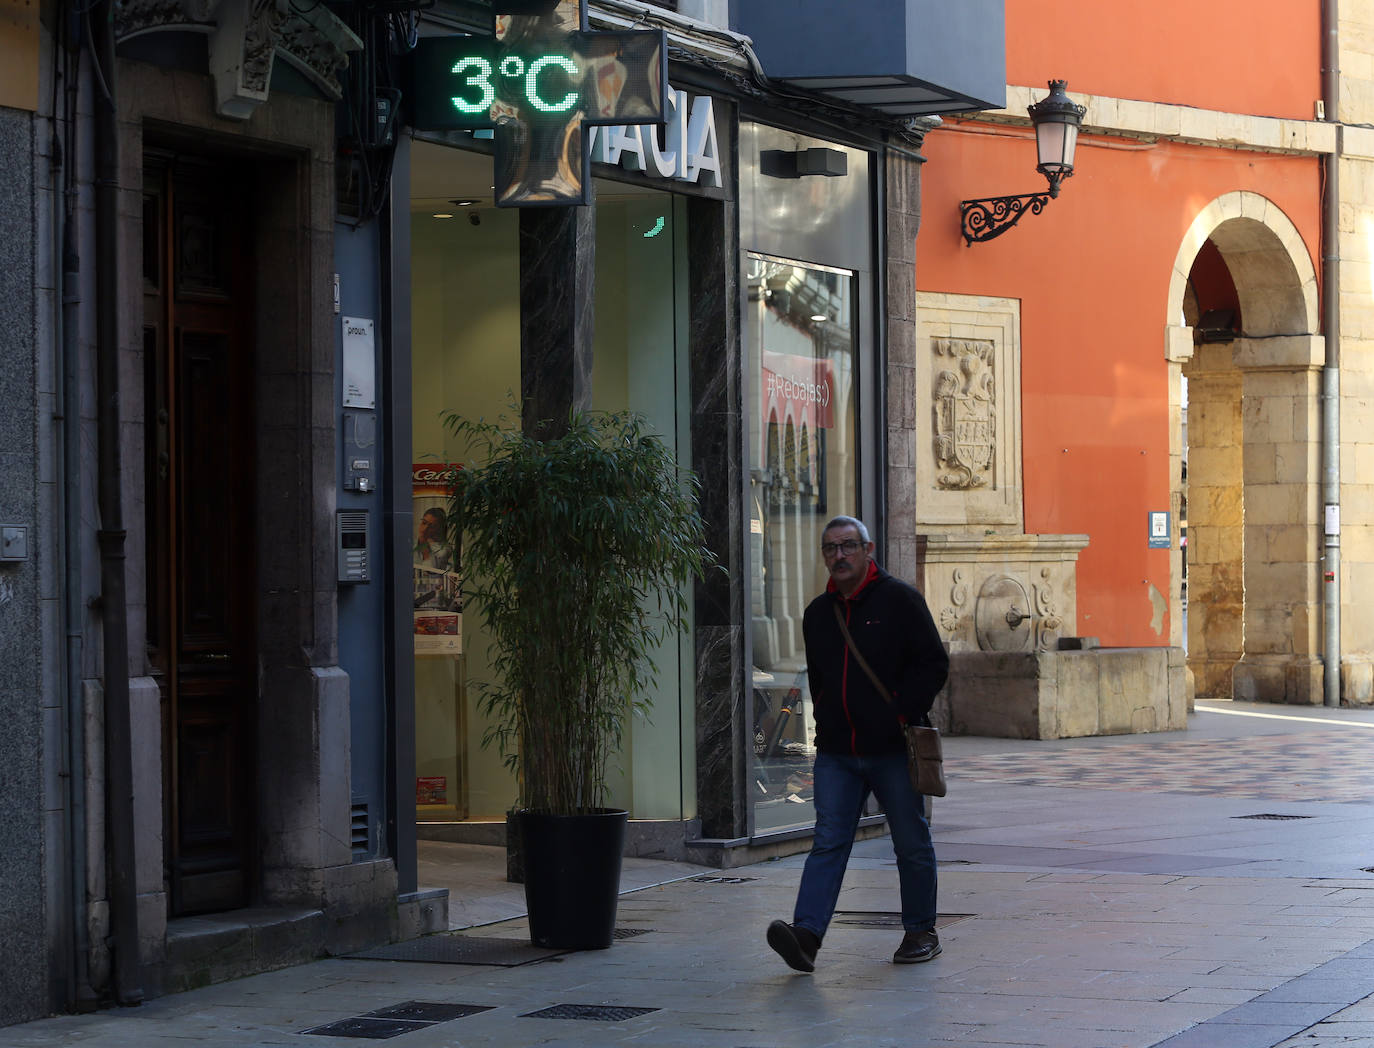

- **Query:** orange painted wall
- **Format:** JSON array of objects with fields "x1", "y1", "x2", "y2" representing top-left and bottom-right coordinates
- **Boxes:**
[
  {"x1": 1006, "y1": 0, "x2": 1320, "y2": 120},
  {"x1": 915, "y1": 125, "x2": 1321, "y2": 645}
]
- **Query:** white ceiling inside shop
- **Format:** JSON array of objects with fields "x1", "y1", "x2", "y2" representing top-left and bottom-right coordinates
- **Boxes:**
[{"x1": 409, "y1": 135, "x2": 661, "y2": 214}]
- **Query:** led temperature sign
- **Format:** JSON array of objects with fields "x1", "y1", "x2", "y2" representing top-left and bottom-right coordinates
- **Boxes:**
[
  {"x1": 436, "y1": 50, "x2": 581, "y2": 120},
  {"x1": 410, "y1": 0, "x2": 667, "y2": 206}
]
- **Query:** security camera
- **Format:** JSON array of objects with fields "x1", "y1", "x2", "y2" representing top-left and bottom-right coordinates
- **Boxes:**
[{"x1": 468, "y1": 211, "x2": 481, "y2": 226}]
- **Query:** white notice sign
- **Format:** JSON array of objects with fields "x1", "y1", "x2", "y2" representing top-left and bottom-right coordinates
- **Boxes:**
[{"x1": 342, "y1": 317, "x2": 376, "y2": 408}]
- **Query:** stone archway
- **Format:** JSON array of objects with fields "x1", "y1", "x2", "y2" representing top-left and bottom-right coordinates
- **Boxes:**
[{"x1": 1165, "y1": 192, "x2": 1324, "y2": 704}]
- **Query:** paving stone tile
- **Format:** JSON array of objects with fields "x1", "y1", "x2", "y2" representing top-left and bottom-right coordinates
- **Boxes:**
[{"x1": 1151, "y1": 1022, "x2": 1302, "y2": 1047}]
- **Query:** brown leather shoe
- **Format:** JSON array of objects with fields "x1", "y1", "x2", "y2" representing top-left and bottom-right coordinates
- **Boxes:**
[
  {"x1": 767, "y1": 920, "x2": 820, "y2": 972},
  {"x1": 893, "y1": 929, "x2": 941, "y2": 964}
]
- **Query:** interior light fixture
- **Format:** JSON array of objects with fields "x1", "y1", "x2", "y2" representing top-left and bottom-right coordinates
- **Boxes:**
[
  {"x1": 433, "y1": 212, "x2": 454, "y2": 219},
  {"x1": 959, "y1": 80, "x2": 1086, "y2": 246},
  {"x1": 810, "y1": 314, "x2": 828, "y2": 323}
]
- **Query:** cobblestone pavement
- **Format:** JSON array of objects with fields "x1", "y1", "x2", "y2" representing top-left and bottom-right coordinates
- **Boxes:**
[{"x1": 6, "y1": 700, "x2": 1374, "y2": 1048}]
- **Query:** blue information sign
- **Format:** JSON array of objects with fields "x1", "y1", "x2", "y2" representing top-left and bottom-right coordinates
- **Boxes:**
[{"x1": 1148, "y1": 511, "x2": 1171, "y2": 549}]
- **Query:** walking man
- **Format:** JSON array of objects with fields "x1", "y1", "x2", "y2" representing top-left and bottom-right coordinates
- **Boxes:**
[{"x1": 767, "y1": 515, "x2": 950, "y2": 971}]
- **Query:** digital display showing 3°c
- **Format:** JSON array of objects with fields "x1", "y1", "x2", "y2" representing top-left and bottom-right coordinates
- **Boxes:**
[{"x1": 411, "y1": 38, "x2": 586, "y2": 129}]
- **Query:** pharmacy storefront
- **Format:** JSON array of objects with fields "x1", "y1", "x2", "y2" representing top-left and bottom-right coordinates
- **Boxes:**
[{"x1": 389, "y1": 0, "x2": 972, "y2": 864}]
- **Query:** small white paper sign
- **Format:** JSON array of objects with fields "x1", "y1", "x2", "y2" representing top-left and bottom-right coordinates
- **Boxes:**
[{"x1": 342, "y1": 317, "x2": 375, "y2": 408}]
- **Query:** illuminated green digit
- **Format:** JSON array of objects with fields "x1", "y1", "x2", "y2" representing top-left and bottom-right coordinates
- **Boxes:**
[
  {"x1": 527, "y1": 55, "x2": 579, "y2": 114},
  {"x1": 450, "y1": 56, "x2": 494, "y2": 116}
]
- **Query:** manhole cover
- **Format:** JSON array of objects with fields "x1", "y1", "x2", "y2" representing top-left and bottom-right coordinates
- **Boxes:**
[
  {"x1": 1233, "y1": 814, "x2": 1314, "y2": 820},
  {"x1": 613, "y1": 927, "x2": 653, "y2": 939},
  {"x1": 348, "y1": 935, "x2": 568, "y2": 966},
  {"x1": 520, "y1": 1003, "x2": 661, "y2": 1022}
]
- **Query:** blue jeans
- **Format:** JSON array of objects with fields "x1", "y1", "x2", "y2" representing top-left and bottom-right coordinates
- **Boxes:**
[{"x1": 793, "y1": 751, "x2": 937, "y2": 940}]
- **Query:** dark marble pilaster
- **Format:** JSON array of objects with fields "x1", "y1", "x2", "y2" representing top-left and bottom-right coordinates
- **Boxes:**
[
  {"x1": 687, "y1": 194, "x2": 748, "y2": 840},
  {"x1": 519, "y1": 206, "x2": 594, "y2": 439},
  {"x1": 886, "y1": 147, "x2": 924, "y2": 585}
]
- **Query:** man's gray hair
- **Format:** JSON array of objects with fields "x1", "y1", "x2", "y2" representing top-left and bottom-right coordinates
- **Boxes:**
[{"x1": 823, "y1": 515, "x2": 870, "y2": 544}]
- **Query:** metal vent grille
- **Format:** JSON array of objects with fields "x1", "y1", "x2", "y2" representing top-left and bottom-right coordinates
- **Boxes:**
[
  {"x1": 691, "y1": 875, "x2": 758, "y2": 884},
  {"x1": 1232, "y1": 813, "x2": 1314, "y2": 821},
  {"x1": 612, "y1": 927, "x2": 653, "y2": 939},
  {"x1": 520, "y1": 1004, "x2": 660, "y2": 1022},
  {"x1": 351, "y1": 802, "x2": 370, "y2": 857}
]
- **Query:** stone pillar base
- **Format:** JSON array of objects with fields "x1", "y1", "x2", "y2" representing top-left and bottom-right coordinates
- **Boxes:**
[{"x1": 1232, "y1": 656, "x2": 1323, "y2": 705}]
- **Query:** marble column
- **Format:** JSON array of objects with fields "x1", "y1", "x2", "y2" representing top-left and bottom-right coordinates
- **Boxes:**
[
  {"x1": 519, "y1": 205, "x2": 595, "y2": 439},
  {"x1": 886, "y1": 146, "x2": 923, "y2": 583},
  {"x1": 687, "y1": 193, "x2": 747, "y2": 841}
]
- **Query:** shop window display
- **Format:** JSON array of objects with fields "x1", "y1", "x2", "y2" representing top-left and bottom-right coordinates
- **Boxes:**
[
  {"x1": 410, "y1": 139, "x2": 693, "y2": 825},
  {"x1": 745, "y1": 253, "x2": 857, "y2": 835}
]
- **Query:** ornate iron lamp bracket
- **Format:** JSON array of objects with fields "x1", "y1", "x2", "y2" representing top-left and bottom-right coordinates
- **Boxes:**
[{"x1": 960, "y1": 192, "x2": 1052, "y2": 245}]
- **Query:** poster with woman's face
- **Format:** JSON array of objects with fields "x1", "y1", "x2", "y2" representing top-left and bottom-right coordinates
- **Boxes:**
[{"x1": 412, "y1": 464, "x2": 462, "y2": 655}]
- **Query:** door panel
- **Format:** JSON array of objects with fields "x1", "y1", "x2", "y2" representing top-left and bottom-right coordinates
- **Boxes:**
[{"x1": 145, "y1": 151, "x2": 257, "y2": 916}]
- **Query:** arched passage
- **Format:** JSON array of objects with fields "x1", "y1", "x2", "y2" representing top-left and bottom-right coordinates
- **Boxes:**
[{"x1": 1166, "y1": 192, "x2": 1324, "y2": 703}]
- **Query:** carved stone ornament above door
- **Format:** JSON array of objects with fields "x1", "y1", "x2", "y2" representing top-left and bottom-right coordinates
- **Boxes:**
[{"x1": 116, "y1": 0, "x2": 363, "y2": 120}]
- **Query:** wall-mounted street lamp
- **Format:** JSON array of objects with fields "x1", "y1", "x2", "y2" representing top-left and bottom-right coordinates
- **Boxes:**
[{"x1": 960, "y1": 80, "x2": 1087, "y2": 245}]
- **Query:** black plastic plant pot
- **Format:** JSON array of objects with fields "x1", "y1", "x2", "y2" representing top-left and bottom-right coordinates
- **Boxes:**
[{"x1": 518, "y1": 807, "x2": 628, "y2": 950}]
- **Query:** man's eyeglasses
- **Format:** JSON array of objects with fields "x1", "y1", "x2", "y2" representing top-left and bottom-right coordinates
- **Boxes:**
[{"x1": 820, "y1": 540, "x2": 863, "y2": 558}]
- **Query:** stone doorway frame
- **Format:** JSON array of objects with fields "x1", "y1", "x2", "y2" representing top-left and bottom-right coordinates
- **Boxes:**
[{"x1": 1166, "y1": 191, "x2": 1324, "y2": 703}]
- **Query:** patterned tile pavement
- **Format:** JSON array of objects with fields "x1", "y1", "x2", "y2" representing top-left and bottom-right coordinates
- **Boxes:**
[{"x1": 949, "y1": 731, "x2": 1374, "y2": 804}]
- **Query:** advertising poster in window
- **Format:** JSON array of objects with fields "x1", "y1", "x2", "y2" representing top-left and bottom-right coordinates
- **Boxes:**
[{"x1": 412, "y1": 463, "x2": 462, "y2": 655}]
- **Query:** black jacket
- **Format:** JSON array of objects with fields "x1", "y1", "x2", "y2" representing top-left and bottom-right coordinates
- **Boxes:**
[{"x1": 802, "y1": 563, "x2": 950, "y2": 756}]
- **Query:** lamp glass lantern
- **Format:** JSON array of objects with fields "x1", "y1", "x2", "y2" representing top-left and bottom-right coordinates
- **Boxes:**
[
  {"x1": 959, "y1": 79, "x2": 1086, "y2": 245},
  {"x1": 1028, "y1": 79, "x2": 1087, "y2": 198}
]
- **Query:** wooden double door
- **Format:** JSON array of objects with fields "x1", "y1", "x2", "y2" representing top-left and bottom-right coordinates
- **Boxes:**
[{"x1": 143, "y1": 150, "x2": 259, "y2": 916}]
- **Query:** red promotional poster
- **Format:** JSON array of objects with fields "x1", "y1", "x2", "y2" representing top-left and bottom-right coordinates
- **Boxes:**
[{"x1": 416, "y1": 776, "x2": 448, "y2": 805}]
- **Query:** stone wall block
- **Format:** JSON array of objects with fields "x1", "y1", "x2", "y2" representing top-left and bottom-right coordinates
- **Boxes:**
[
  {"x1": 1343, "y1": 657, "x2": 1374, "y2": 706},
  {"x1": 1241, "y1": 442, "x2": 1278, "y2": 484}
]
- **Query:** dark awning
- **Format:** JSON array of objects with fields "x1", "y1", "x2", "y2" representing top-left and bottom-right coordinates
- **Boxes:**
[{"x1": 730, "y1": 0, "x2": 1005, "y2": 117}]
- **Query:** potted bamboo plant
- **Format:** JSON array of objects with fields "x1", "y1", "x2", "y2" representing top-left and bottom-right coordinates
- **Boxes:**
[{"x1": 444, "y1": 407, "x2": 711, "y2": 950}]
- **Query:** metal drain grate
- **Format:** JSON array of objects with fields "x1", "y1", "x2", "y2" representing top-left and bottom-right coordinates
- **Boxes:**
[
  {"x1": 363, "y1": 1003, "x2": 494, "y2": 1023},
  {"x1": 521, "y1": 1003, "x2": 661, "y2": 1022},
  {"x1": 302, "y1": 1001, "x2": 493, "y2": 1039},
  {"x1": 691, "y1": 875, "x2": 759, "y2": 883},
  {"x1": 613, "y1": 927, "x2": 653, "y2": 939},
  {"x1": 347, "y1": 935, "x2": 568, "y2": 966},
  {"x1": 301, "y1": 1016, "x2": 424, "y2": 1039},
  {"x1": 834, "y1": 912, "x2": 903, "y2": 928},
  {"x1": 833, "y1": 911, "x2": 975, "y2": 929},
  {"x1": 1233, "y1": 814, "x2": 1315, "y2": 820}
]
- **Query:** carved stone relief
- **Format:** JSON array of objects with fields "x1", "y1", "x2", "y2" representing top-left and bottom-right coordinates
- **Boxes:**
[
  {"x1": 933, "y1": 337, "x2": 996, "y2": 491},
  {"x1": 116, "y1": 0, "x2": 362, "y2": 120},
  {"x1": 973, "y1": 575, "x2": 1031, "y2": 651},
  {"x1": 921, "y1": 534, "x2": 1088, "y2": 654},
  {"x1": 913, "y1": 293, "x2": 1021, "y2": 529},
  {"x1": 1033, "y1": 567, "x2": 1064, "y2": 651}
]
